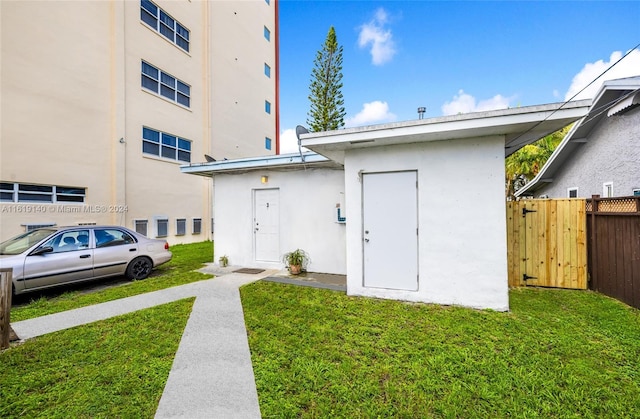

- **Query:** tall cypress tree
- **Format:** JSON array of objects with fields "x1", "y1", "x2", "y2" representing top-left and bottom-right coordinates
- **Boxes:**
[{"x1": 307, "y1": 26, "x2": 346, "y2": 132}]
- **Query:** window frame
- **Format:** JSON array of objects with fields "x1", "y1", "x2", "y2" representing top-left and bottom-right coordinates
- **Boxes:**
[
  {"x1": 1, "y1": 182, "x2": 85, "y2": 204},
  {"x1": 265, "y1": 137, "x2": 272, "y2": 150},
  {"x1": 192, "y1": 218, "x2": 202, "y2": 234},
  {"x1": 155, "y1": 217, "x2": 169, "y2": 238},
  {"x1": 265, "y1": 100, "x2": 271, "y2": 114},
  {"x1": 134, "y1": 219, "x2": 148, "y2": 237},
  {"x1": 567, "y1": 187, "x2": 578, "y2": 198},
  {"x1": 263, "y1": 26, "x2": 271, "y2": 41},
  {"x1": 264, "y1": 63, "x2": 271, "y2": 78},
  {"x1": 141, "y1": 61, "x2": 190, "y2": 108},
  {"x1": 176, "y1": 218, "x2": 186, "y2": 236},
  {"x1": 140, "y1": 0, "x2": 190, "y2": 52},
  {"x1": 603, "y1": 182, "x2": 613, "y2": 198},
  {"x1": 142, "y1": 126, "x2": 191, "y2": 163}
]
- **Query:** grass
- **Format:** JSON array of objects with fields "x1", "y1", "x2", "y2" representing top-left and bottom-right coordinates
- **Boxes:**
[
  {"x1": 0, "y1": 298, "x2": 194, "y2": 418},
  {"x1": 241, "y1": 282, "x2": 640, "y2": 418},
  {"x1": 11, "y1": 241, "x2": 213, "y2": 321},
  {"x1": 5, "y1": 241, "x2": 640, "y2": 417}
]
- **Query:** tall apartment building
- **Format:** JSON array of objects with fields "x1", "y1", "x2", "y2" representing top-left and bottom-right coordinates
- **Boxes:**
[{"x1": 0, "y1": 0, "x2": 278, "y2": 243}]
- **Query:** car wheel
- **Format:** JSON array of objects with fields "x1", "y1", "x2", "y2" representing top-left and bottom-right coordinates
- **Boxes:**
[{"x1": 126, "y1": 257, "x2": 153, "y2": 280}]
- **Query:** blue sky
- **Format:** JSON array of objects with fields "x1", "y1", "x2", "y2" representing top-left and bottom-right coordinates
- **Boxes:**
[{"x1": 277, "y1": 0, "x2": 640, "y2": 152}]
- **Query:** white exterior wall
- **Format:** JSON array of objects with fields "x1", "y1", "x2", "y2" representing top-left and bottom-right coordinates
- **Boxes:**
[
  {"x1": 344, "y1": 137, "x2": 510, "y2": 311},
  {"x1": 213, "y1": 167, "x2": 346, "y2": 274}
]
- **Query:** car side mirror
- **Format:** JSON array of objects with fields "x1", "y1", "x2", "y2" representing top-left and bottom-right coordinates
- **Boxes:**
[{"x1": 30, "y1": 246, "x2": 54, "y2": 256}]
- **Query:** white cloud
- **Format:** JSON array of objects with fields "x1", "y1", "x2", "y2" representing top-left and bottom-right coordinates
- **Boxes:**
[
  {"x1": 441, "y1": 90, "x2": 512, "y2": 116},
  {"x1": 345, "y1": 101, "x2": 397, "y2": 127},
  {"x1": 279, "y1": 128, "x2": 308, "y2": 154},
  {"x1": 358, "y1": 8, "x2": 396, "y2": 66},
  {"x1": 565, "y1": 49, "x2": 640, "y2": 101}
]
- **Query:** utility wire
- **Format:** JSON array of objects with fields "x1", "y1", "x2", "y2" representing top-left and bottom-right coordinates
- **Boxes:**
[{"x1": 508, "y1": 43, "x2": 640, "y2": 147}]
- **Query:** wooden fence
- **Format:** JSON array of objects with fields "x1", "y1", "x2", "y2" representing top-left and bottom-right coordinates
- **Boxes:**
[
  {"x1": 587, "y1": 195, "x2": 640, "y2": 309},
  {"x1": 507, "y1": 199, "x2": 587, "y2": 289},
  {"x1": 1, "y1": 268, "x2": 13, "y2": 350}
]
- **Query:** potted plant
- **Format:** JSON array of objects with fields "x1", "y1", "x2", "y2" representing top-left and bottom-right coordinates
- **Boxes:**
[
  {"x1": 219, "y1": 255, "x2": 229, "y2": 267},
  {"x1": 282, "y1": 249, "x2": 310, "y2": 275}
]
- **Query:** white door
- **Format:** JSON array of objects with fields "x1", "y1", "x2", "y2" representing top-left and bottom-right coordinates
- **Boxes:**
[
  {"x1": 254, "y1": 188, "x2": 280, "y2": 262},
  {"x1": 362, "y1": 171, "x2": 418, "y2": 290}
]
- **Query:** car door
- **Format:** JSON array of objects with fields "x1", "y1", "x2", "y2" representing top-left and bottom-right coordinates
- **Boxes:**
[
  {"x1": 22, "y1": 229, "x2": 94, "y2": 290},
  {"x1": 92, "y1": 227, "x2": 139, "y2": 278}
]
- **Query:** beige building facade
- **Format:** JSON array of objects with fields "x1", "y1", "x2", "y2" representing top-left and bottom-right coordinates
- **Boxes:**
[{"x1": 0, "y1": 0, "x2": 278, "y2": 243}]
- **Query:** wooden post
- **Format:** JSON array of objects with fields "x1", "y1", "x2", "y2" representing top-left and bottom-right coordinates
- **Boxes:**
[{"x1": 1, "y1": 268, "x2": 13, "y2": 350}]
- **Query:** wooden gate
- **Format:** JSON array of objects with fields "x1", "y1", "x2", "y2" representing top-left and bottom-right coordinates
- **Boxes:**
[
  {"x1": 507, "y1": 199, "x2": 587, "y2": 289},
  {"x1": 587, "y1": 196, "x2": 640, "y2": 309}
]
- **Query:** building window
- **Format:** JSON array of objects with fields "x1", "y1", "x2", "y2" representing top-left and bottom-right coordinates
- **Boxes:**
[
  {"x1": 633, "y1": 189, "x2": 640, "y2": 197},
  {"x1": 193, "y1": 218, "x2": 202, "y2": 234},
  {"x1": 140, "y1": 0, "x2": 190, "y2": 52},
  {"x1": 567, "y1": 187, "x2": 578, "y2": 198},
  {"x1": 22, "y1": 223, "x2": 56, "y2": 232},
  {"x1": 141, "y1": 61, "x2": 190, "y2": 107},
  {"x1": 156, "y1": 218, "x2": 169, "y2": 237},
  {"x1": 143, "y1": 127, "x2": 191, "y2": 162},
  {"x1": 134, "y1": 220, "x2": 148, "y2": 236},
  {"x1": 265, "y1": 0, "x2": 270, "y2": 4},
  {"x1": 603, "y1": 182, "x2": 613, "y2": 198},
  {"x1": 0, "y1": 182, "x2": 14, "y2": 201},
  {"x1": 265, "y1": 137, "x2": 272, "y2": 150},
  {"x1": 0, "y1": 182, "x2": 85, "y2": 203},
  {"x1": 263, "y1": 26, "x2": 270, "y2": 41},
  {"x1": 265, "y1": 100, "x2": 271, "y2": 114},
  {"x1": 176, "y1": 218, "x2": 186, "y2": 235},
  {"x1": 264, "y1": 63, "x2": 271, "y2": 78}
]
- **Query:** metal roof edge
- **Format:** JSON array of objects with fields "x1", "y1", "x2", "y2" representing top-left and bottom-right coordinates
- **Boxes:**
[
  {"x1": 301, "y1": 100, "x2": 592, "y2": 141},
  {"x1": 180, "y1": 152, "x2": 334, "y2": 175}
]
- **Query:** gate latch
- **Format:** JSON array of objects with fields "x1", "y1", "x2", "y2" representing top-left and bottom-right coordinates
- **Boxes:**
[
  {"x1": 522, "y1": 208, "x2": 537, "y2": 217},
  {"x1": 523, "y1": 274, "x2": 537, "y2": 281}
]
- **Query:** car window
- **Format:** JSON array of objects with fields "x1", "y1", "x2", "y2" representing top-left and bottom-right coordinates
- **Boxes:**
[
  {"x1": 0, "y1": 228, "x2": 56, "y2": 255},
  {"x1": 41, "y1": 229, "x2": 91, "y2": 253},
  {"x1": 94, "y1": 228, "x2": 136, "y2": 248}
]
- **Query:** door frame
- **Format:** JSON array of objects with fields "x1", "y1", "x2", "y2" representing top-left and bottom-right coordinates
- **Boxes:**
[
  {"x1": 252, "y1": 187, "x2": 280, "y2": 262},
  {"x1": 361, "y1": 170, "x2": 419, "y2": 291}
]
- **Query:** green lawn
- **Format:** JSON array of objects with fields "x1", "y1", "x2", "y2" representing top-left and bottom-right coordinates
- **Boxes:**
[
  {"x1": 241, "y1": 282, "x2": 640, "y2": 418},
  {"x1": 4, "y1": 240, "x2": 640, "y2": 417},
  {"x1": 11, "y1": 241, "x2": 213, "y2": 321},
  {"x1": 0, "y1": 298, "x2": 194, "y2": 418}
]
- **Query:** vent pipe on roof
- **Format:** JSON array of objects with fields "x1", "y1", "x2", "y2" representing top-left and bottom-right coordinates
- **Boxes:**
[{"x1": 418, "y1": 107, "x2": 426, "y2": 119}]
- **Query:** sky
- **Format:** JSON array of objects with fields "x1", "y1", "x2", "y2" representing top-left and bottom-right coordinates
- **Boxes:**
[{"x1": 277, "y1": 0, "x2": 640, "y2": 153}]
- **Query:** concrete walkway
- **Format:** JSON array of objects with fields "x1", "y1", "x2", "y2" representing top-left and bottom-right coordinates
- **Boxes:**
[{"x1": 11, "y1": 268, "x2": 279, "y2": 418}]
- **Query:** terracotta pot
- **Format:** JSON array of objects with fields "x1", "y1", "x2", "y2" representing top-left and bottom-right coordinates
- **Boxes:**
[{"x1": 289, "y1": 264, "x2": 302, "y2": 275}]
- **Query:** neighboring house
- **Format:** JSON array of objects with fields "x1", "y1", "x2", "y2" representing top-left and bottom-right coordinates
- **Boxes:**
[
  {"x1": 0, "y1": 0, "x2": 279, "y2": 243},
  {"x1": 182, "y1": 101, "x2": 590, "y2": 311},
  {"x1": 516, "y1": 77, "x2": 640, "y2": 199}
]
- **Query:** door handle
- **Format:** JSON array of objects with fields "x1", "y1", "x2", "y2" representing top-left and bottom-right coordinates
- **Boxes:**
[
  {"x1": 129, "y1": 248, "x2": 136, "y2": 252},
  {"x1": 79, "y1": 254, "x2": 91, "y2": 259}
]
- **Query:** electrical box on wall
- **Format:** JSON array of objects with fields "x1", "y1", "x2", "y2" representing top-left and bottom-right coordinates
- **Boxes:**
[
  {"x1": 336, "y1": 192, "x2": 346, "y2": 223},
  {"x1": 336, "y1": 203, "x2": 346, "y2": 223}
]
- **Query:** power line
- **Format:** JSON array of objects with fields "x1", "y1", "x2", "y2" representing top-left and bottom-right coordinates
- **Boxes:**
[{"x1": 508, "y1": 43, "x2": 640, "y2": 147}]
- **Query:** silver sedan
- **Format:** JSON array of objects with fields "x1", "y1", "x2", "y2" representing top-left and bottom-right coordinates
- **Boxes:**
[{"x1": 0, "y1": 226, "x2": 172, "y2": 296}]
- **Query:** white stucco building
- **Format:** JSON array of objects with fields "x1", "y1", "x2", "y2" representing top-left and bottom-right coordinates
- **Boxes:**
[
  {"x1": 182, "y1": 101, "x2": 590, "y2": 311},
  {"x1": 0, "y1": 0, "x2": 279, "y2": 243}
]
